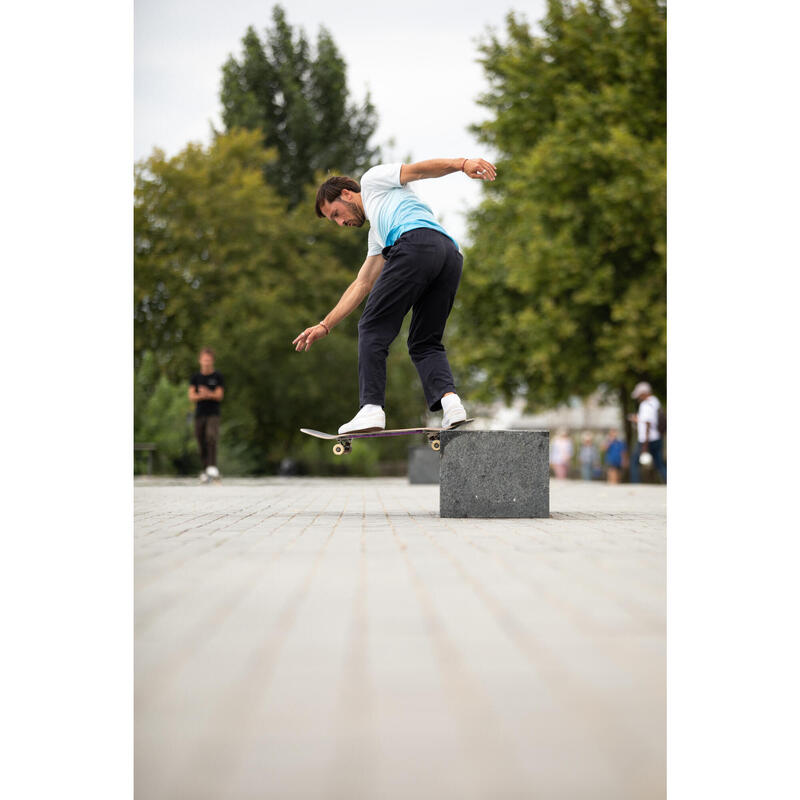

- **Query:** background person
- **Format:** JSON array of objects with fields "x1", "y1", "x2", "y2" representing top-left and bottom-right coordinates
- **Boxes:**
[
  {"x1": 603, "y1": 428, "x2": 627, "y2": 484},
  {"x1": 628, "y1": 381, "x2": 666, "y2": 483},
  {"x1": 189, "y1": 348, "x2": 225, "y2": 482},
  {"x1": 579, "y1": 432, "x2": 598, "y2": 481},
  {"x1": 550, "y1": 429, "x2": 573, "y2": 479}
]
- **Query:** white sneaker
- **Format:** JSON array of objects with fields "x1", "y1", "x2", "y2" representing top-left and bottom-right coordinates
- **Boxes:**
[
  {"x1": 441, "y1": 393, "x2": 467, "y2": 429},
  {"x1": 338, "y1": 404, "x2": 386, "y2": 434},
  {"x1": 206, "y1": 465, "x2": 220, "y2": 479},
  {"x1": 199, "y1": 472, "x2": 210, "y2": 483}
]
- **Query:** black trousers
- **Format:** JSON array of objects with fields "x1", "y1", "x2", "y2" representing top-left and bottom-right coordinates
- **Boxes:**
[
  {"x1": 358, "y1": 228, "x2": 463, "y2": 412},
  {"x1": 194, "y1": 414, "x2": 220, "y2": 467}
]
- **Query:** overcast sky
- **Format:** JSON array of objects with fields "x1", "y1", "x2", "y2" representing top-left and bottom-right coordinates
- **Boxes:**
[{"x1": 135, "y1": 0, "x2": 546, "y2": 247}]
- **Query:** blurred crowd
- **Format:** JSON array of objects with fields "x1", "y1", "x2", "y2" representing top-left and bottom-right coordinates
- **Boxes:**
[{"x1": 549, "y1": 382, "x2": 666, "y2": 484}]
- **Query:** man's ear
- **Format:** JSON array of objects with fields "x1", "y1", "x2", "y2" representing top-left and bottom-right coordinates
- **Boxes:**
[{"x1": 339, "y1": 189, "x2": 352, "y2": 202}]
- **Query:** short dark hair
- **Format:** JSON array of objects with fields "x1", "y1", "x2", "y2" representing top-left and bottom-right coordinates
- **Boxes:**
[
  {"x1": 315, "y1": 176, "x2": 360, "y2": 218},
  {"x1": 199, "y1": 347, "x2": 215, "y2": 358}
]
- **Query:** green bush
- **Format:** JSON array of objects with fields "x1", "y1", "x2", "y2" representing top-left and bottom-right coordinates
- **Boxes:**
[{"x1": 134, "y1": 352, "x2": 197, "y2": 474}]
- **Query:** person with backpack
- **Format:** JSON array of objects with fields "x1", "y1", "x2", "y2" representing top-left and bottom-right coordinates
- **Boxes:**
[{"x1": 628, "y1": 382, "x2": 666, "y2": 483}]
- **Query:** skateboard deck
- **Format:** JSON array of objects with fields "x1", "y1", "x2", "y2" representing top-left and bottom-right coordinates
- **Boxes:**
[{"x1": 301, "y1": 419, "x2": 474, "y2": 455}]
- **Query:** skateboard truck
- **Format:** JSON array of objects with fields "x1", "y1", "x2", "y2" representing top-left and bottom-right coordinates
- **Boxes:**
[{"x1": 333, "y1": 433, "x2": 439, "y2": 455}]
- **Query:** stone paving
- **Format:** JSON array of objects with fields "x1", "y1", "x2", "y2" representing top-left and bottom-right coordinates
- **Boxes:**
[{"x1": 135, "y1": 477, "x2": 665, "y2": 800}]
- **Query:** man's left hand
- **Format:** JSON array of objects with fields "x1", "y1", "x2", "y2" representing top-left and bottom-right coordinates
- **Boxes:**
[{"x1": 463, "y1": 158, "x2": 497, "y2": 181}]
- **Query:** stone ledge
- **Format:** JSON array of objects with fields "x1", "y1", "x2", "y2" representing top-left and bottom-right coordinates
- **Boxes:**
[
  {"x1": 440, "y1": 430, "x2": 550, "y2": 518},
  {"x1": 407, "y1": 445, "x2": 440, "y2": 484}
]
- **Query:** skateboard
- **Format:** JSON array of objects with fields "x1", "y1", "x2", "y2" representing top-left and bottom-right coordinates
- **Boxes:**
[{"x1": 300, "y1": 419, "x2": 474, "y2": 455}]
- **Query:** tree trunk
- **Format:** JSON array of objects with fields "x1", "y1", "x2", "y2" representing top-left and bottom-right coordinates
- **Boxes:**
[{"x1": 619, "y1": 385, "x2": 634, "y2": 457}]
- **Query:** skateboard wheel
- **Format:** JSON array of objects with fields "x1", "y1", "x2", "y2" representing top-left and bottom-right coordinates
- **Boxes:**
[
  {"x1": 430, "y1": 439, "x2": 441, "y2": 452},
  {"x1": 333, "y1": 443, "x2": 345, "y2": 456}
]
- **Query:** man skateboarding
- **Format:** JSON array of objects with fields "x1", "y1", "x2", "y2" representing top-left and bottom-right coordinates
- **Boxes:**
[{"x1": 293, "y1": 157, "x2": 496, "y2": 434}]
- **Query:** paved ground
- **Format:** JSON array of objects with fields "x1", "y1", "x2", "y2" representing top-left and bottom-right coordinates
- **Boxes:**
[{"x1": 135, "y1": 477, "x2": 665, "y2": 800}]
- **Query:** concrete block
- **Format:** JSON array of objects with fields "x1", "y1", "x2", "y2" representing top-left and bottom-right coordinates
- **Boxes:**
[
  {"x1": 407, "y1": 445, "x2": 440, "y2": 484},
  {"x1": 439, "y1": 430, "x2": 549, "y2": 518}
]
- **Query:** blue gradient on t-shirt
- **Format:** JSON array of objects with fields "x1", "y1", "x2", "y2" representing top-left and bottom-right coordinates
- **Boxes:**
[{"x1": 377, "y1": 191, "x2": 459, "y2": 250}]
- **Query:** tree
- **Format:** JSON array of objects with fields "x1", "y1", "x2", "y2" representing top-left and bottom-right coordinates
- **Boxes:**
[
  {"x1": 220, "y1": 4, "x2": 381, "y2": 207},
  {"x1": 135, "y1": 129, "x2": 423, "y2": 473},
  {"x1": 453, "y1": 0, "x2": 666, "y2": 430},
  {"x1": 134, "y1": 351, "x2": 197, "y2": 474}
]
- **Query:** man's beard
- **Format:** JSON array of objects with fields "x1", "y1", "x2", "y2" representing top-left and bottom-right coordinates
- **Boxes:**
[{"x1": 343, "y1": 200, "x2": 366, "y2": 227}]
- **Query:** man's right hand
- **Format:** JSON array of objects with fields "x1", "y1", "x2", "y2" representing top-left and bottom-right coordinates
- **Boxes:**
[{"x1": 293, "y1": 324, "x2": 328, "y2": 352}]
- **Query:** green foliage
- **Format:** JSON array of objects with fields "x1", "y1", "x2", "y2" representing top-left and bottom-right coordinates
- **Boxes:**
[
  {"x1": 220, "y1": 4, "x2": 381, "y2": 207},
  {"x1": 134, "y1": 130, "x2": 423, "y2": 474},
  {"x1": 134, "y1": 351, "x2": 197, "y2": 474},
  {"x1": 294, "y1": 435, "x2": 381, "y2": 477},
  {"x1": 454, "y1": 0, "x2": 666, "y2": 421}
]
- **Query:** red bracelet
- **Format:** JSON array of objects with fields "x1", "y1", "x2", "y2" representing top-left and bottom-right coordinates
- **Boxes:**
[
  {"x1": 460, "y1": 158, "x2": 468, "y2": 172},
  {"x1": 318, "y1": 321, "x2": 330, "y2": 334}
]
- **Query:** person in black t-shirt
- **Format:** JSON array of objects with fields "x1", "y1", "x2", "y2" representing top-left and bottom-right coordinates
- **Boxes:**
[{"x1": 189, "y1": 347, "x2": 225, "y2": 482}]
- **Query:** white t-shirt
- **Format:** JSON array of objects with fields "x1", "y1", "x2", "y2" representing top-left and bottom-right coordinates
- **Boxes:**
[
  {"x1": 360, "y1": 163, "x2": 457, "y2": 256},
  {"x1": 637, "y1": 396, "x2": 661, "y2": 442}
]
